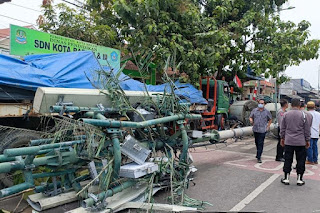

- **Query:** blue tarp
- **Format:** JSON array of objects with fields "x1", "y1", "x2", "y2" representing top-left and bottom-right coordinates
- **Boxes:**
[{"x1": 0, "y1": 51, "x2": 207, "y2": 104}]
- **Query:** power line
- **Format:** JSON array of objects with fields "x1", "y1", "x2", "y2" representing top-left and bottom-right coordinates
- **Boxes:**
[
  {"x1": 7, "y1": 2, "x2": 42, "y2": 12},
  {"x1": 0, "y1": 14, "x2": 35, "y2": 25},
  {"x1": 62, "y1": 0, "x2": 83, "y2": 8}
]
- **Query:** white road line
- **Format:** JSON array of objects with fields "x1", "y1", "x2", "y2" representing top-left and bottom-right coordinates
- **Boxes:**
[
  {"x1": 264, "y1": 144, "x2": 276, "y2": 152},
  {"x1": 226, "y1": 144, "x2": 239, "y2": 148},
  {"x1": 240, "y1": 145, "x2": 256, "y2": 150},
  {"x1": 229, "y1": 173, "x2": 280, "y2": 212}
]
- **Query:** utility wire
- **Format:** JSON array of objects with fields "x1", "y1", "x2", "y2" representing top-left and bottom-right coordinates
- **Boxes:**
[
  {"x1": 62, "y1": 0, "x2": 83, "y2": 8},
  {"x1": 7, "y1": 2, "x2": 42, "y2": 12},
  {"x1": 0, "y1": 14, "x2": 35, "y2": 25}
]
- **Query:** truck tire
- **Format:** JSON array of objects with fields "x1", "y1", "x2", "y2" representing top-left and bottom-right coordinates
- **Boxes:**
[{"x1": 0, "y1": 130, "x2": 40, "y2": 187}]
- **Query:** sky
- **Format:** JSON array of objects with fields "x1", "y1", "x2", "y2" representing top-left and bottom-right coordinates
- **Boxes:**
[
  {"x1": 280, "y1": 0, "x2": 320, "y2": 89},
  {"x1": 0, "y1": 0, "x2": 59, "y2": 28},
  {"x1": 0, "y1": 0, "x2": 319, "y2": 88}
]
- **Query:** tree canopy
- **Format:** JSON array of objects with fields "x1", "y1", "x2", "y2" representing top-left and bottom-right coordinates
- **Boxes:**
[{"x1": 38, "y1": 0, "x2": 320, "y2": 86}]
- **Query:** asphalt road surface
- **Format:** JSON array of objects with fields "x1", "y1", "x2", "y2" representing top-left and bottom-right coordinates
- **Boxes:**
[
  {"x1": 181, "y1": 135, "x2": 320, "y2": 213},
  {"x1": 1, "y1": 134, "x2": 320, "y2": 213}
]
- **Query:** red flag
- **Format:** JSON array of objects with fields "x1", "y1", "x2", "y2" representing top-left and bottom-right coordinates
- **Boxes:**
[{"x1": 233, "y1": 75, "x2": 242, "y2": 88}]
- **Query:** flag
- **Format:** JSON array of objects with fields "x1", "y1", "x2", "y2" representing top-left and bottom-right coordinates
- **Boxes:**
[{"x1": 233, "y1": 75, "x2": 242, "y2": 88}]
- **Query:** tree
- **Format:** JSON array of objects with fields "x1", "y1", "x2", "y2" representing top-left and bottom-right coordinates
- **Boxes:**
[
  {"x1": 38, "y1": 1, "x2": 121, "y2": 48},
  {"x1": 39, "y1": 0, "x2": 320, "y2": 86},
  {"x1": 199, "y1": 0, "x2": 319, "y2": 83}
]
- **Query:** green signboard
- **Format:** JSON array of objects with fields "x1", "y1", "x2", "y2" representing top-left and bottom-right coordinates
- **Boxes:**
[{"x1": 10, "y1": 25, "x2": 120, "y2": 69}]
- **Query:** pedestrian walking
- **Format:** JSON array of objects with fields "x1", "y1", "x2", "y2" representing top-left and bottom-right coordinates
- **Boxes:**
[
  {"x1": 280, "y1": 98, "x2": 311, "y2": 186},
  {"x1": 306, "y1": 101, "x2": 320, "y2": 165},
  {"x1": 275, "y1": 99, "x2": 288, "y2": 162},
  {"x1": 249, "y1": 99, "x2": 272, "y2": 163}
]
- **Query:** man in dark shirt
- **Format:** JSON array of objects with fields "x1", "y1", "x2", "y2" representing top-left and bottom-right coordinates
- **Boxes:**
[
  {"x1": 276, "y1": 99, "x2": 288, "y2": 162},
  {"x1": 249, "y1": 99, "x2": 272, "y2": 163},
  {"x1": 280, "y1": 98, "x2": 311, "y2": 186}
]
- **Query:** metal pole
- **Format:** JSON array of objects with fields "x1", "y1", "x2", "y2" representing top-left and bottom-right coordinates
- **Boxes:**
[
  {"x1": 318, "y1": 65, "x2": 320, "y2": 97},
  {"x1": 81, "y1": 114, "x2": 202, "y2": 128},
  {"x1": 275, "y1": 77, "x2": 278, "y2": 122},
  {"x1": 257, "y1": 80, "x2": 260, "y2": 96}
]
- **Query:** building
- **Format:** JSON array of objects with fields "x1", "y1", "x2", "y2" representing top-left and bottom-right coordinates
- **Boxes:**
[
  {"x1": 279, "y1": 78, "x2": 319, "y2": 102},
  {"x1": 0, "y1": 25, "x2": 35, "y2": 55},
  {"x1": 243, "y1": 80, "x2": 275, "y2": 100}
]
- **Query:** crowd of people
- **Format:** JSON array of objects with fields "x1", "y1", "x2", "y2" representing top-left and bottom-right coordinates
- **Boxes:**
[{"x1": 249, "y1": 98, "x2": 320, "y2": 186}]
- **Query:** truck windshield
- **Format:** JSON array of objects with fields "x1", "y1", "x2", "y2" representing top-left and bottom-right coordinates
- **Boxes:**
[{"x1": 202, "y1": 84, "x2": 215, "y2": 99}]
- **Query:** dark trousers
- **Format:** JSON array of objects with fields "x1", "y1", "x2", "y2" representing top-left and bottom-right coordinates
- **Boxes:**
[
  {"x1": 283, "y1": 145, "x2": 307, "y2": 175},
  {"x1": 254, "y1": 132, "x2": 266, "y2": 159},
  {"x1": 276, "y1": 127, "x2": 284, "y2": 159}
]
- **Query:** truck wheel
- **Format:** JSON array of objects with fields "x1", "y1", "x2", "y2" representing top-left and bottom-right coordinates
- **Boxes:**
[{"x1": 0, "y1": 130, "x2": 40, "y2": 187}]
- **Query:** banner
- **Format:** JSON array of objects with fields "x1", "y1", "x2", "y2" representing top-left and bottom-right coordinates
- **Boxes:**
[{"x1": 10, "y1": 25, "x2": 120, "y2": 69}]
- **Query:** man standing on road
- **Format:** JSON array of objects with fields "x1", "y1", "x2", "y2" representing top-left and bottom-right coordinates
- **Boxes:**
[
  {"x1": 300, "y1": 101, "x2": 313, "y2": 122},
  {"x1": 306, "y1": 101, "x2": 320, "y2": 165},
  {"x1": 249, "y1": 99, "x2": 272, "y2": 163},
  {"x1": 280, "y1": 98, "x2": 311, "y2": 186},
  {"x1": 276, "y1": 99, "x2": 288, "y2": 162}
]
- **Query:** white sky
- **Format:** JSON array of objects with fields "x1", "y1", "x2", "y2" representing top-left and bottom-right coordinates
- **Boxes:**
[
  {"x1": 0, "y1": 0, "x2": 59, "y2": 28},
  {"x1": 0, "y1": 0, "x2": 79, "y2": 28},
  {"x1": 280, "y1": 0, "x2": 320, "y2": 88},
  {"x1": 0, "y1": 0, "x2": 319, "y2": 88}
]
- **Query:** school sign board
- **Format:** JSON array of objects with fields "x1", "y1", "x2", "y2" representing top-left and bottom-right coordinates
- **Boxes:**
[{"x1": 10, "y1": 25, "x2": 120, "y2": 69}]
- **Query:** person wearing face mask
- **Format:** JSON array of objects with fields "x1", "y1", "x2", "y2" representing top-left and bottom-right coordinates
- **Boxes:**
[{"x1": 249, "y1": 99, "x2": 272, "y2": 163}]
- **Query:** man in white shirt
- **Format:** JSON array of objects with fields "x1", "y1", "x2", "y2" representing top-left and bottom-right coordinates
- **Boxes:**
[{"x1": 306, "y1": 101, "x2": 320, "y2": 164}]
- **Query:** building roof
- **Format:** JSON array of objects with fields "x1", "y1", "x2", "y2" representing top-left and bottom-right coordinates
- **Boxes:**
[
  {"x1": 0, "y1": 25, "x2": 35, "y2": 39},
  {"x1": 243, "y1": 80, "x2": 274, "y2": 87},
  {"x1": 283, "y1": 94, "x2": 303, "y2": 100},
  {"x1": 0, "y1": 0, "x2": 11, "y2": 4},
  {"x1": 0, "y1": 28, "x2": 10, "y2": 39},
  {"x1": 123, "y1": 60, "x2": 139, "y2": 71}
]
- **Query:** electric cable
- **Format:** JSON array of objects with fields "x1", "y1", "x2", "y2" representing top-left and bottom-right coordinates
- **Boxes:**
[
  {"x1": 61, "y1": 0, "x2": 83, "y2": 8},
  {"x1": 7, "y1": 2, "x2": 42, "y2": 12},
  {"x1": 0, "y1": 14, "x2": 35, "y2": 25}
]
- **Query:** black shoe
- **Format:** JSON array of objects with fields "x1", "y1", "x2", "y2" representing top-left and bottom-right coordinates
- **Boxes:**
[
  {"x1": 297, "y1": 180, "x2": 305, "y2": 186},
  {"x1": 275, "y1": 158, "x2": 285, "y2": 162},
  {"x1": 281, "y1": 178, "x2": 290, "y2": 185},
  {"x1": 281, "y1": 173, "x2": 290, "y2": 185},
  {"x1": 257, "y1": 159, "x2": 262, "y2": 163},
  {"x1": 297, "y1": 174, "x2": 305, "y2": 186}
]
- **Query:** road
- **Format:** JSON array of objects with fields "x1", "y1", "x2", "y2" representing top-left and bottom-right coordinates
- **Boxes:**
[
  {"x1": 179, "y1": 135, "x2": 320, "y2": 212},
  {"x1": 1, "y1": 134, "x2": 320, "y2": 212}
]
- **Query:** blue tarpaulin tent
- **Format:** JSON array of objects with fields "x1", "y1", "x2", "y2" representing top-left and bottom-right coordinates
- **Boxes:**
[{"x1": 0, "y1": 51, "x2": 207, "y2": 104}]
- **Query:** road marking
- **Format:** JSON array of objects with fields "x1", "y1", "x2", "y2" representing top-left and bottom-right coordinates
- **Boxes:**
[
  {"x1": 254, "y1": 160, "x2": 283, "y2": 171},
  {"x1": 229, "y1": 173, "x2": 280, "y2": 212},
  {"x1": 241, "y1": 145, "x2": 256, "y2": 150},
  {"x1": 226, "y1": 144, "x2": 238, "y2": 148},
  {"x1": 264, "y1": 144, "x2": 276, "y2": 152},
  {"x1": 234, "y1": 142, "x2": 252, "y2": 145},
  {"x1": 224, "y1": 156, "x2": 253, "y2": 167}
]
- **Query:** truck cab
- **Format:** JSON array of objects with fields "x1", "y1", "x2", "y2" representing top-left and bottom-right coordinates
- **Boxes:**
[{"x1": 200, "y1": 76, "x2": 230, "y2": 130}]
